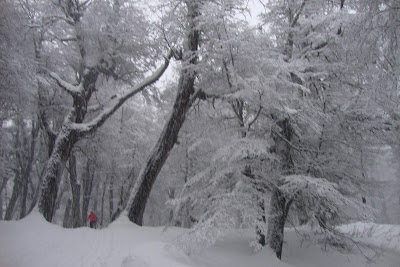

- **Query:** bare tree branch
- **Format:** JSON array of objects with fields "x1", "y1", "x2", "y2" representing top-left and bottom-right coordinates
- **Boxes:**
[{"x1": 248, "y1": 105, "x2": 262, "y2": 129}]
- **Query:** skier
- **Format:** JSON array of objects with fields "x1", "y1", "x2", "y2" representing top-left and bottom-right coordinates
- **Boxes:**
[{"x1": 88, "y1": 211, "x2": 98, "y2": 229}]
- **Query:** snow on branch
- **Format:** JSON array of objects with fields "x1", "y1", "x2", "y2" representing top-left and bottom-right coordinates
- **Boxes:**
[
  {"x1": 27, "y1": 15, "x2": 74, "y2": 28},
  {"x1": 279, "y1": 175, "x2": 375, "y2": 222},
  {"x1": 71, "y1": 50, "x2": 174, "y2": 135},
  {"x1": 211, "y1": 137, "x2": 272, "y2": 165},
  {"x1": 49, "y1": 72, "x2": 82, "y2": 96},
  {"x1": 291, "y1": 0, "x2": 309, "y2": 27}
]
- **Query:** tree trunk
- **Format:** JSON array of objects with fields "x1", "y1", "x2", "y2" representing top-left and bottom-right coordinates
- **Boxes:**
[
  {"x1": 0, "y1": 178, "x2": 9, "y2": 199},
  {"x1": 0, "y1": 178, "x2": 9, "y2": 219},
  {"x1": 268, "y1": 118, "x2": 295, "y2": 259},
  {"x1": 63, "y1": 199, "x2": 72, "y2": 228},
  {"x1": 256, "y1": 199, "x2": 266, "y2": 246},
  {"x1": 39, "y1": 124, "x2": 78, "y2": 222},
  {"x1": 92, "y1": 178, "x2": 100, "y2": 213},
  {"x1": 126, "y1": 0, "x2": 200, "y2": 226},
  {"x1": 243, "y1": 164, "x2": 268, "y2": 247},
  {"x1": 19, "y1": 120, "x2": 39, "y2": 219},
  {"x1": 55, "y1": 174, "x2": 68, "y2": 214},
  {"x1": 69, "y1": 152, "x2": 81, "y2": 228},
  {"x1": 109, "y1": 172, "x2": 114, "y2": 222},
  {"x1": 28, "y1": 168, "x2": 44, "y2": 214},
  {"x1": 0, "y1": 194, "x2": 3, "y2": 220},
  {"x1": 4, "y1": 174, "x2": 21, "y2": 220},
  {"x1": 19, "y1": 175, "x2": 28, "y2": 219},
  {"x1": 266, "y1": 189, "x2": 291, "y2": 259},
  {"x1": 5, "y1": 117, "x2": 24, "y2": 220},
  {"x1": 100, "y1": 180, "x2": 106, "y2": 227},
  {"x1": 82, "y1": 159, "x2": 95, "y2": 225}
]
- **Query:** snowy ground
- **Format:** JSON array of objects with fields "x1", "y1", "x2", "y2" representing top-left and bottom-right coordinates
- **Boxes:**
[{"x1": 0, "y1": 213, "x2": 399, "y2": 267}]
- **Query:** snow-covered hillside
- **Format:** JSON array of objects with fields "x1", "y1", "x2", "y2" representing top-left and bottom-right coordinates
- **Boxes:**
[{"x1": 0, "y1": 213, "x2": 399, "y2": 267}]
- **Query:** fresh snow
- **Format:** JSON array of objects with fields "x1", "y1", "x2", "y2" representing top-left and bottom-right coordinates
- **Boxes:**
[{"x1": 0, "y1": 212, "x2": 399, "y2": 267}]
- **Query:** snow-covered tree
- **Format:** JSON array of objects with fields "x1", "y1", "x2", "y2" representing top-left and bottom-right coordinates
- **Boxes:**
[{"x1": 33, "y1": 0, "x2": 173, "y2": 222}]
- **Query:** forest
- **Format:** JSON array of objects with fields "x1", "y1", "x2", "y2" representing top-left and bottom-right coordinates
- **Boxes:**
[{"x1": 0, "y1": 0, "x2": 399, "y2": 266}]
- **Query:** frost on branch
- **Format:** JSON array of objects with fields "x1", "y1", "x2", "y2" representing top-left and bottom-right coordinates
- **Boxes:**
[
  {"x1": 172, "y1": 137, "x2": 276, "y2": 253},
  {"x1": 211, "y1": 137, "x2": 273, "y2": 165},
  {"x1": 279, "y1": 175, "x2": 375, "y2": 227},
  {"x1": 176, "y1": 208, "x2": 236, "y2": 255}
]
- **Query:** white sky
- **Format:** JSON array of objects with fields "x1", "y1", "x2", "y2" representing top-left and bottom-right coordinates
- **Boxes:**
[{"x1": 246, "y1": 0, "x2": 265, "y2": 26}]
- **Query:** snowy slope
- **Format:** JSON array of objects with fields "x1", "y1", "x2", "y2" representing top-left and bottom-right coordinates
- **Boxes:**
[{"x1": 0, "y1": 212, "x2": 399, "y2": 267}]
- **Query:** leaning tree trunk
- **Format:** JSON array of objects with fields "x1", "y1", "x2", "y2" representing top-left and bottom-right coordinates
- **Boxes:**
[
  {"x1": 126, "y1": 0, "x2": 200, "y2": 226},
  {"x1": 38, "y1": 124, "x2": 79, "y2": 222}
]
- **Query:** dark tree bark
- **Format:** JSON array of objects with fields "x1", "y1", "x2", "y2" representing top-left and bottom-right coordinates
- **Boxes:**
[
  {"x1": 19, "y1": 174, "x2": 29, "y2": 219},
  {"x1": 257, "y1": 200, "x2": 267, "y2": 246},
  {"x1": 267, "y1": 118, "x2": 295, "y2": 259},
  {"x1": 243, "y1": 166, "x2": 268, "y2": 246},
  {"x1": 82, "y1": 159, "x2": 95, "y2": 225},
  {"x1": 266, "y1": 189, "x2": 292, "y2": 259},
  {"x1": 69, "y1": 152, "x2": 81, "y2": 228},
  {"x1": 4, "y1": 117, "x2": 24, "y2": 220},
  {"x1": 100, "y1": 180, "x2": 106, "y2": 227},
  {"x1": 4, "y1": 174, "x2": 21, "y2": 220},
  {"x1": 127, "y1": 0, "x2": 201, "y2": 226},
  {"x1": 19, "y1": 120, "x2": 39, "y2": 219},
  {"x1": 109, "y1": 171, "x2": 114, "y2": 222}
]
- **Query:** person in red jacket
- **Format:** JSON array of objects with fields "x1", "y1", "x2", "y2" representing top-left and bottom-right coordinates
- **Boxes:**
[{"x1": 88, "y1": 211, "x2": 98, "y2": 229}]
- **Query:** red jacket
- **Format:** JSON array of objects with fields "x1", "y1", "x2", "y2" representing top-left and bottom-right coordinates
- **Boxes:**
[{"x1": 88, "y1": 211, "x2": 97, "y2": 222}]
